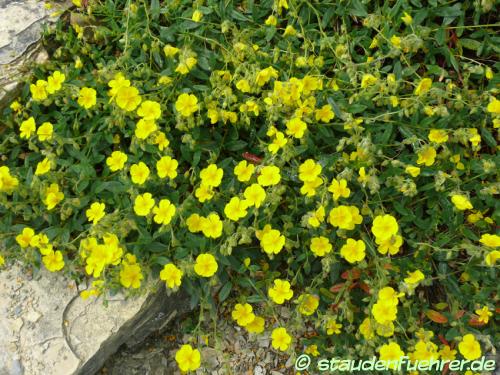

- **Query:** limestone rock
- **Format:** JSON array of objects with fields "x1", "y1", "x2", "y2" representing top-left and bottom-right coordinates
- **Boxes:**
[
  {"x1": 0, "y1": 0, "x2": 69, "y2": 107},
  {"x1": 0, "y1": 264, "x2": 190, "y2": 375}
]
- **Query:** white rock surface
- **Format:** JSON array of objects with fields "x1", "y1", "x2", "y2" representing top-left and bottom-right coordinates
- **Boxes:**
[{"x1": 0, "y1": 264, "x2": 188, "y2": 375}]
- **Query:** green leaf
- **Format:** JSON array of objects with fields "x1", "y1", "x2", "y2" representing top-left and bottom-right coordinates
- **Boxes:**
[
  {"x1": 218, "y1": 281, "x2": 232, "y2": 302},
  {"x1": 150, "y1": 0, "x2": 160, "y2": 21}
]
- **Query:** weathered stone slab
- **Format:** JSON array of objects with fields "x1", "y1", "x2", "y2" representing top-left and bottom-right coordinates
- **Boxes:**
[
  {"x1": 0, "y1": 0, "x2": 69, "y2": 107},
  {"x1": 0, "y1": 264, "x2": 189, "y2": 375}
]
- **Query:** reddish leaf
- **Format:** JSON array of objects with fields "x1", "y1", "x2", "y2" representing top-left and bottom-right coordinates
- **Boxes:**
[
  {"x1": 358, "y1": 282, "x2": 371, "y2": 294},
  {"x1": 341, "y1": 268, "x2": 361, "y2": 280},
  {"x1": 468, "y1": 315, "x2": 486, "y2": 327},
  {"x1": 330, "y1": 283, "x2": 345, "y2": 293},
  {"x1": 455, "y1": 310, "x2": 465, "y2": 319},
  {"x1": 242, "y1": 152, "x2": 263, "y2": 164},
  {"x1": 438, "y1": 334, "x2": 449, "y2": 346},
  {"x1": 425, "y1": 310, "x2": 448, "y2": 324}
]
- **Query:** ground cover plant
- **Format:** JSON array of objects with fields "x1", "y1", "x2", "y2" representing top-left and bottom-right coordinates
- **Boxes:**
[{"x1": 0, "y1": 0, "x2": 499, "y2": 372}]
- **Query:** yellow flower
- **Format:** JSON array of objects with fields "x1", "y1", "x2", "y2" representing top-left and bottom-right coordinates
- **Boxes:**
[
  {"x1": 163, "y1": 44, "x2": 179, "y2": 57},
  {"x1": 20, "y1": 117, "x2": 36, "y2": 139},
  {"x1": 479, "y1": 233, "x2": 500, "y2": 247},
  {"x1": 451, "y1": 194, "x2": 473, "y2": 210},
  {"x1": 416, "y1": 146, "x2": 437, "y2": 166},
  {"x1": 86, "y1": 202, "x2": 106, "y2": 224},
  {"x1": 372, "y1": 302, "x2": 398, "y2": 325},
  {"x1": 405, "y1": 166, "x2": 421, "y2": 177},
  {"x1": 77, "y1": 87, "x2": 97, "y2": 109},
  {"x1": 236, "y1": 79, "x2": 251, "y2": 93},
  {"x1": 310, "y1": 236, "x2": 332, "y2": 257},
  {"x1": 475, "y1": 306, "x2": 492, "y2": 324},
  {"x1": 315, "y1": 104, "x2": 334, "y2": 123},
  {"x1": 115, "y1": 86, "x2": 142, "y2": 111},
  {"x1": 191, "y1": 9, "x2": 203, "y2": 22},
  {"x1": 16, "y1": 227, "x2": 36, "y2": 248},
  {"x1": 308, "y1": 205, "x2": 325, "y2": 228},
  {"x1": 359, "y1": 317, "x2": 375, "y2": 340},
  {"x1": 234, "y1": 160, "x2": 255, "y2": 182},
  {"x1": 297, "y1": 293, "x2": 319, "y2": 316},
  {"x1": 154, "y1": 132, "x2": 170, "y2": 150},
  {"x1": 390, "y1": 35, "x2": 401, "y2": 48},
  {"x1": 10, "y1": 100, "x2": 22, "y2": 112},
  {"x1": 300, "y1": 177, "x2": 323, "y2": 197},
  {"x1": 376, "y1": 234, "x2": 403, "y2": 255},
  {"x1": 106, "y1": 151, "x2": 127, "y2": 171},
  {"x1": 134, "y1": 192, "x2": 155, "y2": 216},
  {"x1": 305, "y1": 345, "x2": 320, "y2": 357},
  {"x1": 439, "y1": 345, "x2": 457, "y2": 361},
  {"x1": 153, "y1": 199, "x2": 176, "y2": 225},
  {"x1": 232, "y1": 303, "x2": 255, "y2": 326},
  {"x1": 135, "y1": 119, "x2": 157, "y2": 139},
  {"x1": 195, "y1": 184, "x2": 215, "y2": 202},
  {"x1": 46, "y1": 71, "x2": 65, "y2": 94},
  {"x1": 0, "y1": 255, "x2": 4, "y2": 267},
  {"x1": 260, "y1": 229, "x2": 285, "y2": 255},
  {"x1": 224, "y1": 197, "x2": 249, "y2": 221},
  {"x1": 340, "y1": 238, "x2": 366, "y2": 263},
  {"x1": 361, "y1": 74, "x2": 377, "y2": 88},
  {"x1": 108, "y1": 73, "x2": 130, "y2": 98},
  {"x1": 325, "y1": 318, "x2": 342, "y2": 335},
  {"x1": 175, "y1": 93, "x2": 198, "y2": 117},
  {"x1": 265, "y1": 15, "x2": 277, "y2": 26},
  {"x1": 415, "y1": 78, "x2": 432, "y2": 95},
  {"x1": 271, "y1": 327, "x2": 291, "y2": 351},
  {"x1": 37, "y1": 122, "x2": 53, "y2": 141},
  {"x1": 175, "y1": 56, "x2": 197, "y2": 74},
  {"x1": 379, "y1": 342, "x2": 405, "y2": 368},
  {"x1": 30, "y1": 80, "x2": 48, "y2": 101},
  {"x1": 120, "y1": 263, "x2": 143, "y2": 288},
  {"x1": 201, "y1": 213, "x2": 223, "y2": 238},
  {"x1": 371, "y1": 214, "x2": 399, "y2": 241},
  {"x1": 130, "y1": 162, "x2": 150, "y2": 185},
  {"x1": 200, "y1": 163, "x2": 223, "y2": 187},
  {"x1": 298, "y1": 159, "x2": 322, "y2": 182},
  {"x1": 246, "y1": 316, "x2": 265, "y2": 334},
  {"x1": 255, "y1": 66, "x2": 278, "y2": 86},
  {"x1": 401, "y1": 11, "x2": 413, "y2": 25},
  {"x1": 458, "y1": 334, "x2": 481, "y2": 360},
  {"x1": 194, "y1": 253, "x2": 218, "y2": 277},
  {"x1": 35, "y1": 158, "x2": 52, "y2": 175},
  {"x1": 137, "y1": 100, "x2": 161, "y2": 120},
  {"x1": 258, "y1": 166, "x2": 281, "y2": 186},
  {"x1": 328, "y1": 205, "x2": 362, "y2": 230},
  {"x1": 328, "y1": 178, "x2": 350, "y2": 200},
  {"x1": 175, "y1": 344, "x2": 201, "y2": 372},
  {"x1": 156, "y1": 156, "x2": 178, "y2": 179},
  {"x1": 243, "y1": 184, "x2": 266, "y2": 208},
  {"x1": 43, "y1": 183, "x2": 64, "y2": 210},
  {"x1": 283, "y1": 25, "x2": 296, "y2": 37},
  {"x1": 186, "y1": 213, "x2": 203, "y2": 233},
  {"x1": 486, "y1": 98, "x2": 500, "y2": 114},
  {"x1": 268, "y1": 279, "x2": 293, "y2": 304},
  {"x1": 268, "y1": 132, "x2": 287, "y2": 154},
  {"x1": 285, "y1": 117, "x2": 307, "y2": 138},
  {"x1": 428, "y1": 129, "x2": 448, "y2": 144},
  {"x1": 42, "y1": 250, "x2": 65, "y2": 272},
  {"x1": 404, "y1": 270, "x2": 425, "y2": 285},
  {"x1": 160, "y1": 263, "x2": 183, "y2": 288}
]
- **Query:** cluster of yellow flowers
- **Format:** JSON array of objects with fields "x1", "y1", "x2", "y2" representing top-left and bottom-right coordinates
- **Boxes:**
[{"x1": 15, "y1": 227, "x2": 64, "y2": 272}]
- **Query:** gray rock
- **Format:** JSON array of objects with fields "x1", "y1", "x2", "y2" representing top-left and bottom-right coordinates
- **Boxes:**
[
  {"x1": 0, "y1": 264, "x2": 190, "y2": 375},
  {"x1": 0, "y1": 0, "x2": 69, "y2": 107}
]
